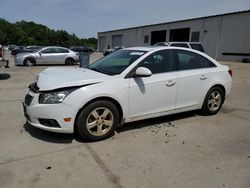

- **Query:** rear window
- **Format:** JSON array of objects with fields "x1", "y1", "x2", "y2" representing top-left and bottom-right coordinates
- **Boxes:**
[
  {"x1": 175, "y1": 50, "x2": 216, "y2": 71},
  {"x1": 190, "y1": 44, "x2": 205, "y2": 52},
  {"x1": 56, "y1": 48, "x2": 69, "y2": 53}
]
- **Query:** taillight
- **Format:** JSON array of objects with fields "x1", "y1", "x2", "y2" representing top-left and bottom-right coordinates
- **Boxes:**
[{"x1": 228, "y1": 69, "x2": 233, "y2": 77}]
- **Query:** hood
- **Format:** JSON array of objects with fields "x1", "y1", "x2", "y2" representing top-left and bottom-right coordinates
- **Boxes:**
[
  {"x1": 37, "y1": 67, "x2": 110, "y2": 91},
  {"x1": 16, "y1": 52, "x2": 36, "y2": 57}
]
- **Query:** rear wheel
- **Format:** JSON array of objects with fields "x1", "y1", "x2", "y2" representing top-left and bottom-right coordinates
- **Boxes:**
[
  {"x1": 24, "y1": 58, "x2": 36, "y2": 66},
  {"x1": 202, "y1": 86, "x2": 225, "y2": 115},
  {"x1": 65, "y1": 58, "x2": 75, "y2": 65},
  {"x1": 76, "y1": 100, "x2": 119, "y2": 141}
]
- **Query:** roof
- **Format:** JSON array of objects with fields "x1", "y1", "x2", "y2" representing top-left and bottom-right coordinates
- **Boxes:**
[
  {"x1": 125, "y1": 46, "x2": 157, "y2": 52},
  {"x1": 98, "y1": 9, "x2": 250, "y2": 34}
]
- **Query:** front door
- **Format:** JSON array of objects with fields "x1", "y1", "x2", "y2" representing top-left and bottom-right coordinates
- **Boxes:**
[{"x1": 128, "y1": 50, "x2": 177, "y2": 119}]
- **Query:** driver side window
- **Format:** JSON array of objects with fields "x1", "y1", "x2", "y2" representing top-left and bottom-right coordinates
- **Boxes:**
[{"x1": 139, "y1": 50, "x2": 173, "y2": 74}]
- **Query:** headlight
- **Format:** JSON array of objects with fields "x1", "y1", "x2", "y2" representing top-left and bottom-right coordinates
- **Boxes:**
[{"x1": 39, "y1": 89, "x2": 76, "y2": 104}]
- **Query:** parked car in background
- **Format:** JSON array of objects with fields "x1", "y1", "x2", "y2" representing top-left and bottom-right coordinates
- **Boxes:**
[
  {"x1": 0, "y1": 44, "x2": 9, "y2": 68},
  {"x1": 154, "y1": 42, "x2": 205, "y2": 52},
  {"x1": 15, "y1": 46, "x2": 79, "y2": 66},
  {"x1": 23, "y1": 46, "x2": 232, "y2": 141},
  {"x1": 70, "y1": 46, "x2": 94, "y2": 54},
  {"x1": 3, "y1": 46, "x2": 9, "y2": 51},
  {"x1": 8, "y1": 45, "x2": 19, "y2": 51},
  {"x1": 103, "y1": 46, "x2": 124, "y2": 56},
  {"x1": 11, "y1": 46, "x2": 42, "y2": 56}
]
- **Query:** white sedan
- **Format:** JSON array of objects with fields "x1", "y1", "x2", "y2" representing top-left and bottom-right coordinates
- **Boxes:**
[
  {"x1": 23, "y1": 47, "x2": 232, "y2": 141},
  {"x1": 15, "y1": 46, "x2": 79, "y2": 66}
]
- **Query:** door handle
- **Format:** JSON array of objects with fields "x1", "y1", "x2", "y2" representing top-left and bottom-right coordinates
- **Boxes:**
[
  {"x1": 200, "y1": 75, "x2": 207, "y2": 80},
  {"x1": 165, "y1": 80, "x2": 175, "y2": 87}
]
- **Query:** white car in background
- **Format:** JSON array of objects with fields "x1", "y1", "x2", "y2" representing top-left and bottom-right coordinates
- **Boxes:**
[
  {"x1": 23, "y1": 46, "x2": 232, "y2": 141},
  {"x1": 154, "y1": 42, "x2": 205, "y2": 52},
  {"x1": 14, "y1": 46, "x2": 79, "y2": 66}
]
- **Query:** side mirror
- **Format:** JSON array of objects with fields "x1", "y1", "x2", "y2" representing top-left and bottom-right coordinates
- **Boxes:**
[
  {"x1": 134, "y1": 67, "x2": 152, "y2": 77},
  {"x1": 39, "y1": 52, "x2": 42, "y2": 56}
]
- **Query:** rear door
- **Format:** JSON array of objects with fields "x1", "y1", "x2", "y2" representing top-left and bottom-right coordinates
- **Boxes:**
[
  {"x1": 173, "y1": 49, "x2": 216, "y2": 110},
  {"x1": 54, "y1": 48, "x2": 69, "y2": 64}
]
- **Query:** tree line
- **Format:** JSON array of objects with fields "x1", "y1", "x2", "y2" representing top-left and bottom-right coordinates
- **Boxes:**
[{"x1": 0, "y1": 18, "x2": 97, "y2": 48}]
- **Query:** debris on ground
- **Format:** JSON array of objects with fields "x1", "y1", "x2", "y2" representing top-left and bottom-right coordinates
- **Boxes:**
[
  {"x1": 133, "y1": 132, "x2": 139, "y2": 138},
  {"x1": 46, "y1": 166, "x2": 52, "y2": 170},
  {"x1": 168, "y1": 122, "x2": 175, "y2": 127}
]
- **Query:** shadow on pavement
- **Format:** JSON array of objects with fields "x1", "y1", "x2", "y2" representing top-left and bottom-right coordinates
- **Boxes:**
[
  {"x1": 23, "y1": 123, "x2": 76, "y2": 144},
  {"x1": 0, "y1": 73, "x2": 11, "y2": 80},
  {"x1": 23, "y1": 111, "x2": 199, "y2": 143},
  {"x1": 117, "y1": 111, "x2": 199, "y2": 133}
]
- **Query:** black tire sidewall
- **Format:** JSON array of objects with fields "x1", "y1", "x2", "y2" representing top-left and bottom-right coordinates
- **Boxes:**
[
  {"x1": 24, "y1": 58, "x2": 35, "y2": 66},
  {"x1": 202, "y1": 86, "x2": 225, "y2": 115},
  {"x1": 76, "y1": 100, "x2": 119, "y2": 141},
  {"x1": 65, "y1": 58, "x2": 75, "y2": 65}
]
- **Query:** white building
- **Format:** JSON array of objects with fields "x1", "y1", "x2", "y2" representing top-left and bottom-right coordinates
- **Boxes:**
[{"x1": 98, "y1": 10, "x2": 250, "y2": 62}]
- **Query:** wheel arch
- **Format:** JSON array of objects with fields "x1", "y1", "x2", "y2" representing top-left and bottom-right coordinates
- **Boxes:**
[
  {"x1": 209, "y1": 84, "x2": 226, "y2": 97},
  {"x1": 65, "y1": 57, "x2": 76, "y2": 64},
  {"x1": 74, "y1": 96, "x2": 124, "y2": 132},
  {"x1": 201, "y1": 83, "x2": 226, "y2": 108},
  {"x1": 23, "y1": 56, "x2": 36, "y2": 64}
]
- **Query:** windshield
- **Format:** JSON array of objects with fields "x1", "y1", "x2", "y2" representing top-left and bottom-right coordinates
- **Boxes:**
[
  {"x1": 34, "y1": 48, "x2": 42, "y2": 53},
  {"x1": 89, "y1": 50, "x2": 146, "y2": 75}
]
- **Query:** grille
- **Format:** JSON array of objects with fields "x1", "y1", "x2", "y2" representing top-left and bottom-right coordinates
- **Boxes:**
[
  {"x1": 39, "y1": 119, "x2": 61, "y2": 128},
  {"x1": 29, "y1": 82, "x2": 39, "y2": 93},
  {"x1": 24, "y1": 94, "x2": 33, "y2": 106}
]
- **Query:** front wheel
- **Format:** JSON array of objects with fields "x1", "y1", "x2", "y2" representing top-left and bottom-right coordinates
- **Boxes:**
[
  {"x1": 76, "y1": 100, "x2": 119, "y2": 141},
  {"x1": 24, "y1": 58, "x2": 36, "y2": 66},
  {"x1": 202, "y1": 86, "x2": 225, "y2": 115}
]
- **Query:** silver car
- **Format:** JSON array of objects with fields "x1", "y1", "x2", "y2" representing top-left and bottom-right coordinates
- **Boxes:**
[{"x1": 14, "y1": 46, "x2": 79, "y2": 66}]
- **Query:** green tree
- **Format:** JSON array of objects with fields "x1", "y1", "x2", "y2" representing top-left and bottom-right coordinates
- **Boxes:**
[{"x1": 0, "y1": 19, "x2": 97, "y2": 47}]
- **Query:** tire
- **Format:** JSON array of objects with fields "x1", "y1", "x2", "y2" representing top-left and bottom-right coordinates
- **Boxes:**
[
  {"x1": 24, "y1": 58, "x2": 36, "y2": 66},
  {"x1": 65, "y1": 58, "x2": 75, "y2": 65},
  {"x1": 201, "y1": 86, "x2": 225, "y2": 115},
  {"x1": 76, "y1": 100, "x2": 119, "y2": 141}
]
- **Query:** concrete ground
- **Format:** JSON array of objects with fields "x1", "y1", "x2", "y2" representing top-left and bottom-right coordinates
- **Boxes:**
[{"x1": 0, "y1": 53, "x2": 250, "y2": 188}]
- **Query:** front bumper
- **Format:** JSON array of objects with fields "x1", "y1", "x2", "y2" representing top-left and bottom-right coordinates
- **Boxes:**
[
  {"x1": 14, "y1": 56, "x2": 24, "y2": 65},
  {"x1": 23, "y1": 90, "x2": 76, "y2": 133}
]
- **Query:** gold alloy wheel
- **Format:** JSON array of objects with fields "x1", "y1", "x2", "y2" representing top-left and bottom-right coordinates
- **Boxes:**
[
  {"x1": 86, "y1": 107, "x2": 114, "y2": 136},
  {"x1": 208, "y1": 91, "x2": 222, "y2": 112}
]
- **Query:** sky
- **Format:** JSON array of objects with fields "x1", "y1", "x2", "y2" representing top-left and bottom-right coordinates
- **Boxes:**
[{"x1": 0, "y1": 0, "x2": 250, "y2": 39}]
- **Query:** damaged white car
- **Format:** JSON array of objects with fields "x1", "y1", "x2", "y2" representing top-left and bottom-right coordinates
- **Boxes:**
[{"x1": 23, "y1": 47, "x2": 232, "y2": 141}]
